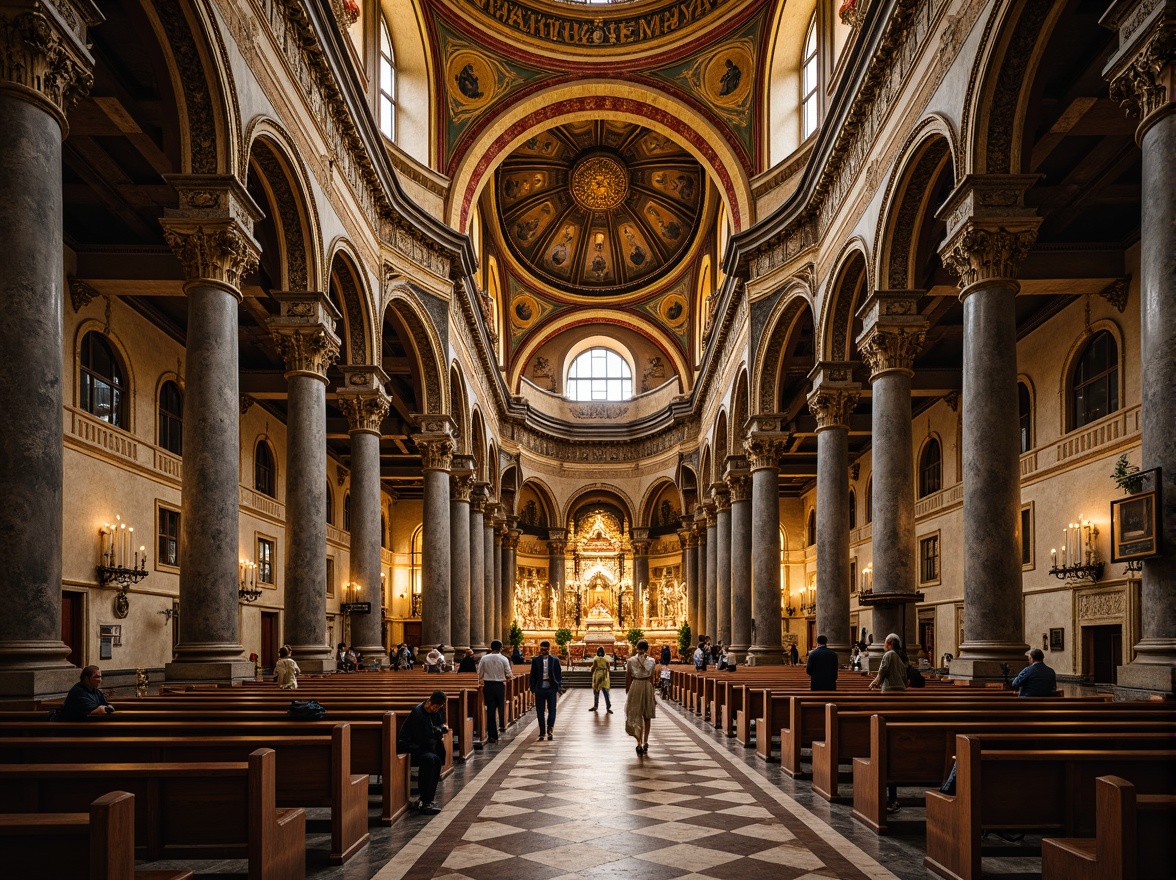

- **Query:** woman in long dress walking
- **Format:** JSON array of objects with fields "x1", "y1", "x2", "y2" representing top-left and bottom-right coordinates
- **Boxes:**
[
  {"x1": 625, "y1": 639, "x2": 658, "y2": 755},
  {"x1": 589, "y1": 646, "x2": 612, "y2": 713}
]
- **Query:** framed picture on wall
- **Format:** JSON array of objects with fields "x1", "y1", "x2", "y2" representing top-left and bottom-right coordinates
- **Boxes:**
[
  {"x1": 1111, "y1": 474, "x2": 1162, "y2": 562},
  {"x1": 1049, "y1": 628, "x2": 1064, "y2": 651}
]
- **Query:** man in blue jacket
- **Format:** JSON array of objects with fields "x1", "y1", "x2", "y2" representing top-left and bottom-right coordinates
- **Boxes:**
[
  {"x1": 529, "y1": 640, "x2": 562, "y2": 740},
  {"x1": 1010, "y1": 648, "x2": 1058, "y2": 697}
]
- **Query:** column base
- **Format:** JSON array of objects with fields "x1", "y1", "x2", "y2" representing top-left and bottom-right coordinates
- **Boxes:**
[
  {"x1": 727, "y1": 644, "x2": 750, "y2": 664},
  {"x1": 292, "y1": 658, "x2": 337, "y2": 675},
  {"x1": 353, "y1": 646, "x2": 389, "y2": 669},
  {"x1": 747, "y1": 646, "x2": 786, "y2": 665},
  {"x1": 947, "y1": 654, "x2": 1029, "y2": 683},
  {"x1": 0, "y1": 666, "x2": 81, "y2": 700},
  {"x1": 471, "y1": 642, "x2": 488, "y2": 657},
  {"x1": 164, "y1": 659, "x2": 257, "y2": 684},
  {"x1": 1113, "y1": 661, "x2": 1175, "y2": 699}
]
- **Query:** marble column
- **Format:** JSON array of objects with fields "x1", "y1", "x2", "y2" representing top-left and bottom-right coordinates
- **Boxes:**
[
  {"x1": 416, "y1": 427, "x2": 454, "y2": 656},
  {"x1": 938, "y1": 178, "x2": 1040, "y2": 679},
  {"x1": 161, "y1": 179, "x2": 262, "y2": 683},
  {"x1": 807, "y1": 364, "x2": 861, "y2": 658},
  {"x1": 0, "y1": 0, "x2": 101, "y2": 696},
  {"x1": 503, "y1": 524, "x2": 519, "y2": 637},
  {"x1": 1104, "y1": 0, "x2": 1176, "y2": 696},
  {"x1": 713, "y1": 485, "x2": 732, "y2": 647},
  {"x1": 268, "y1": 293, "x2": 341, "y2": 673},
  {"x1": 336, "y1": 371, "x2": 391, "y2": 667},
  {"x1": 483, "y1": 503, "x2": 499, "y2": 645},
  {"x1": 747, "y1": 426, "x2": 789, "y2": 664},
  {"x1": 449, "y1": 455, "x2": 475, "y2": 657},
  {"x1": 631, "y1": 528, "x2": 650, "y2": 627},
  {"x1": 727, "y1": 458, "x2": 752, "y2": 662},
  {"x1": 693, "y1": 509, "x2": 708, "y2": 639},
  {"x1": 679, "y1": 526, "x2": 697, "y2": 640},
  {"x1": 493, "y1": 516, "x2": 505, "y2": 641},
  {"x1": 547, "y1": 532, "x2": 567, "y2": 628},
  {"x1": 468, "y1": 486, "x2": 487, "y2": 655},
  {"x1": 704, "y1": 502, "x2": 718, "y2": 641},
  {"x1": 856, "y1": 292, "x2": 927, "y2": 667}
]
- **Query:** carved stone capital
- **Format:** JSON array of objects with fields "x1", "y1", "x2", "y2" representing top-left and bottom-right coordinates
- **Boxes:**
[
  {"x1": 858, "y1": 324, "x2": 926, "y2": 379},
  {"x1": 0, "y1": 1, "x2": 100, "y2": 124},
  {"x1": 726, "y1": 469, "x2": 752, "y2": 503},
  {"x1": 270, "y1": 325, "x2": 341, "y2": 380},
  {"x1": 161, "y1": 177, "x2": 263, "y2": 295},
  {"x1": 451, "y1": 471, "x2": 475, "y2": 501},
  {"x1": 1098, "y1": 277, "x2": 1131, "y2": 312},
  {"x1": 547, "y1": 539, "x2": 566, "y2": 557},
  {"x1": 502, "y1": 530, "x2": 520, "y2": 551},
  {"x1": 745, "y1": 432, "x2": 788, "y2": 471},
  {"x1": 337, "y1": 390, "x2": 390, "y2": 435},
  {"x1": 416, "y1": 434, "x2": 454, "y2": 472},
  {"x1": 711, "y1": 484, "x2": 731, "y2": 513},
  {"x1": 939, "y1": 224, "x2": 1040, "y2": 293},
  {"x1": 807, "y1": 385, "x2": 862, "y2": 430},
  {"x1": 1103, "y1": 1, "x2": 1174, "y2": 136},
  {"x1": 632, "y1": 541, "x2": 651, "y2": 557},
  {"x1": 469, "y1": 483, "x2": 490, "y2": 515}
]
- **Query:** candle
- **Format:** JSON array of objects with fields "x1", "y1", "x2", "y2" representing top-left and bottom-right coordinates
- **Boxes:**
[
  {"x1": 1051, "y1": 548, "x2": 1057, "y2": 568},
  {"x1": 139, "y1": 545, "x2": 145, "y2": 571}
]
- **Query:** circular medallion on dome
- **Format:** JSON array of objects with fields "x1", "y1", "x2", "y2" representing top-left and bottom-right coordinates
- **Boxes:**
[
  {"x1": 570, "y1": 155, "x2": 629, "y2": 211},
  {"x1": 495, "y1": 121, "x2": 704, "y2": 297}
]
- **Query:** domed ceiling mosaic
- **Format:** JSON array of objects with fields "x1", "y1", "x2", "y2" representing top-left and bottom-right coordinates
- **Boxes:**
[{"x1": 495, "y1": 121, "x2": 704, "y2": 297}]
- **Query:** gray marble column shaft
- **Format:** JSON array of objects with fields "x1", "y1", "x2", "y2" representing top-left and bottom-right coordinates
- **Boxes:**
[
  {"x1": 420, "y1": 453, "x2": 452, "y2": 652},
  {"x1": 684, "y1": 531, "x2": 699, "y2": 639},
  {"x1": 749, "y1": 459, "x2": 784, "y2": 664},
  {"x1": 502, "y1": 530, "x2": 518, "y2": 637},
  {"x1": 468, "y1": 495, "x2": 486, "y2": 655},
  {"x1": 347, "y1": 431, "x2": 387, "y2": 662},
  {"x1": 633, "y1": 545, "x2": 650, "y2": 627},
  {"x1": 705, "y1": 512, "x2": 717, "y2": 641},
  {"x1": 728, "y1": 469, "x2": 752, "y2": 661},
  {"x1": 449, "y1": 493, "x2": 471, "y2": 655},
  {"x1": 548, "y1": 536, "x2": 566, "y2": 628},
  {"x1": 816, "y1": 424, "x2": 853, "y2": 655},
  {"x1": 483, "y1": 517, "x2": 497, "y2": 645},
  {"x1": 714, "y1": 490, "x2": 731, "y2": 646},
  {"x1": 493, "y1": 527, "x2": 504, "y2": 641}
]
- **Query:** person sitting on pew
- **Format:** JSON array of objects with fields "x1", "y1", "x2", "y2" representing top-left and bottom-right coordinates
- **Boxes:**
[
  {"x1": 60, "y1": 665, "x2": 116, "y2": 719},
  {"x1": 425, "y1": 645, "x2": 446, "y2": 673},
  {"x1": 397, "y1": 689, "x2": 449, "y2": 816},
  {"x1": 869, "y1": 634, "x2": 908, "y2": 692},
  {"x1": 274, "y1": 645, "x2": 300, "y2": 689},
  {"x1": 457, "y1": 649, "x2": 478, "y2": 673},
  {"x1": 1010, "y1": 648, "x2": 1058, "y2": 697}
]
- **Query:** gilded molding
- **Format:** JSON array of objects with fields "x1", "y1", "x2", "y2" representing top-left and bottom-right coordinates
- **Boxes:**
[
  {"x1": 337, "y1": 390, "x2": 390, "y2": 434},
  {"x1": 939, "y1": 224, "x2": 1039, "y2": 291},
  {"x1": 807, "y1": 387, "x2": 861, "y2": 430},
  {"x1": 0, "y1": 3, "x2": 98, "y2": 122},
  {"x1": 859, "y1": 325, "x2": 926, "y2": 378},
  {"x1": 270, "y1": 325, "x2": 341, "y2": 379}
]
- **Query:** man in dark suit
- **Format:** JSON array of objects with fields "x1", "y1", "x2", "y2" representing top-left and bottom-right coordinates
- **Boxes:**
[
  {"x1": 529, "y1": 640, "x2": 562, "y2": 740},
  {"x1": 805, "y1": 634, "x2": 838, "y2": 691}
]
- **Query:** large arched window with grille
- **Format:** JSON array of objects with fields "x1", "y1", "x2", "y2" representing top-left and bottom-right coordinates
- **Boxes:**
[
  {"x1": 80, "y1": 331, "x2": 128, "y2": 428},
  {"x1": 379, "y1": 20, "x2": 396, "y2": 140},
  {"x1": 918, "y1": 438, "x2": 942, "y2": 498},
  {"x1": 566, "y1": 347, "x2": 632, "y2": 401},
  {"x1": 801, "y1": 15, "x2": 818, "y2": 139},
  {"x1": 254, "y1": 440, "x2": 276, "y2": 498},
  {"x1": 1069, "y1": 330, "x2": 1119, "y2": 430},
  {"x1": 158, "y1": 380, "x2": 182, "y2": 454},
  {"x1": 864, "y1": 478, "x2": 872, "y2": 524},
  {"x1": 343, "y1": 492, "x2": 351, "y2": 532},
  {"x1": 806, "y1": 509, "x2": 816, "y2": 546}
]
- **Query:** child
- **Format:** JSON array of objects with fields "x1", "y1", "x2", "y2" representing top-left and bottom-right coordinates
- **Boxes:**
[{"x1": 275, "y1": 645, "x2": 300, "y2": 689}]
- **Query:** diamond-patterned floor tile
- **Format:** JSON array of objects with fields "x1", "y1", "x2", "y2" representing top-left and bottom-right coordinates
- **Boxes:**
[
  {"x1": 629, "y1": 804, "x2": 710, "y2": 821},
  {"x1": 462, "y1": 820, "x2": 526, "y2": 841},
  {"x1": 730, "y1": 822, "x2": 798, "y2": 843},
  {"x1": 747, "y1": 845, "x2": 825, "y2": 870},
  {"x1": 633, "y1": 821, "x2": 723, "y2": 843},
  {"x1": 442, "y1": 843, "x2": 514, "y2": 870},
  {"x1": 635, "y1": 843, "x2": 742, "y2": 871},
  {"x1": 520, "y1": 842, "x2": 627, "y2": 870}
]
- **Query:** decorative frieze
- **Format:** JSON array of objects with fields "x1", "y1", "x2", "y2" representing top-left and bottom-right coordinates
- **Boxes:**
[{"x1": 1078, "y1": 590, "x2": 1126, "y2": 621}]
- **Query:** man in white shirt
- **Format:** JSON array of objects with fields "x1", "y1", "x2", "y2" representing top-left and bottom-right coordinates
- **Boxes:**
[{"x1": 477, "y1": 639, "x2": 514, "y2": 744}]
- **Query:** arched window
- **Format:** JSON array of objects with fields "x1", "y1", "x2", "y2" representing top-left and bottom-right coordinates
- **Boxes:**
[
  {"x1": 379, "y1": 20, "x2": 396, "y2": 140},
  {"x1": 806, "y1": 509, "x2": 817, "y2": 546},
  {"x1": 411, "y1": 525, "x2": 423, "y2": 616},
  {"x1": 381, "y1": 513, "x2": 388, "y2": 549},
  {"x1": 158, "y1": 380, "x2": 183, "y2": 454},
  {"x1": 918, "y1": 438, "x2": 942, "y2": 498},
  {"x1": 254, "y1": 441, "x2": 276, "y2": 498},
  {"x1": 1018, "y1": 382, "x2": 1032, "y2": 453},
  {"x1": 801, "y1": 15, "x2": 818, "y2": 139},
  {"x1": 848, "y1": 488, "x2": 857, "y2": 530},
  {"x1": 343, "y1": 492, "x2": 351, "y2": 532},
  {"x1": 779, "y1": 525, "x2": 788, "y2": 594},
  {"x1": 1070, "y1": 330, "x2": 1119, "y2": 430},
  {"x1": 864, "y1": 478, "x2": 872, "y2": 524},
  {"x1": 80, "y1": 331, "x2": 128, "y2": 428},
  {"x1": 326, "y1": 482, "x2": 333, "y2": 526},
  {"x1": 566, "y1": 347, "x2": 632, "y2": 401}
]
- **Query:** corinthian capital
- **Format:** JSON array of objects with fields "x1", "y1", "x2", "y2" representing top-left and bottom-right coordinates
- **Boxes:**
[
  {"x1": 745, "y1": 432, "x2": 788, "y2": 471},
  {"x1": 939, "y1": 225, "x2": 1040, "y2": 292},
  {"x1": 502, "y1": 530, "x2": 520, "y2": 551},
  {"x1": 416, "y1": 435, "x2": 454, "y2": 472},
  {"x1": 859, "y1": 325, "x2": 926, "y2": 378},
  {"x1": 807, "y1": 387, "x2": 861, "y2": 430},
  {"x1": 726, "y1": 469, "x2": 752, "y2": 503},
  {"x1": 270, "y1": 325, "x2": 341, "y2": 379},
  {"x1": 806, "y1": 361, "x2": 861, "y2": 431},
  {"x1": 1102, "y1": 0, "x2": 1174, "y2": 134},
  {"x1": 161, "y1": 177, "x2": 263, "y2": 294},
  {"x1": 337, "y1": 391, "x2": 390, "y2": 434},
  {"x1": 0, "y1": 1, "x2": 100, "y2": 123}
]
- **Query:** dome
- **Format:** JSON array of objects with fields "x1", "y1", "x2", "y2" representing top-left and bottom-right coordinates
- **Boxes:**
[{"x1": 495, "y1": 121, "x2": 704, "y2": 297}]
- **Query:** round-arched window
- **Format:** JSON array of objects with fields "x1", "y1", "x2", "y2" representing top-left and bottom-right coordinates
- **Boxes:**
[
  {"x1": 566, "y1": 347, "x2": 632, "y2": 401},
  {"x1": 1070, "y1": 330, "x2": 1119, "y2": 430},
  {"x1": 918, "y1": 438, "x2": 942, "y2": 498},
  {"x1": 80, "y1": 331, "x2": 128, "y2": 428}
]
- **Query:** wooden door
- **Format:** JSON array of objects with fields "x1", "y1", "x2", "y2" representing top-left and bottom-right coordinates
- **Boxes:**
[
  {"x1": 1083, "y1": 624, "x2": 1122, "y2": 685},
  {"x1": 61, "y1": 591, "x2": 84, "y2": 668},
  {"x1": 919, "y1": 616, "x2": 935, "y2": 666},
  {"x1": 261, "y1": 611, "x2": 279, "y2": 672},
  {"x1": 403, "y1": 621, "x2": 422, "y2": 652}
]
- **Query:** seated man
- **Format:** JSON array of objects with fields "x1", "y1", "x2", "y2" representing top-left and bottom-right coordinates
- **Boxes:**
[
  {"x1": 1010, "y1": 648, "x2": 1058, "y2": 697},
  {"x1": 60, "y1": 665, "x2": 116, "y2": 720},
  {"x1": 396, "y1": 689, "x2": 448, "y2": 815}
]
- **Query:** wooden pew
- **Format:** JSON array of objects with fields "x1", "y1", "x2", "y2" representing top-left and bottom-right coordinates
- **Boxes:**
[
  {"x1": 811, "y1": 702, "x2": 1175, "y2": 801},
  {"x1": 0, "y1": 711, "x2": 413, "y2": 827},
  {"x1": 923, "y1": 734, "x2": 1176, "y2": 880},
  {"x1": 1042, "y1": 775, "x2": 1176, "y2": 880},
  {"x1": 851, "y1": 716, "x2": 1176, "y2": 833},
  {"x1": 0, "y1": 725, "x2": 370, "y2": 864},
  {"x1": 0, "y1": 749, "x2": 304, "y2": 880},
  {"x1": 0, "y1": 791, "x2": 193, "y2": 880}
]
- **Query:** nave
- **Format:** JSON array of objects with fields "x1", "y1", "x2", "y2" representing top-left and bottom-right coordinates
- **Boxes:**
[{"x1": 169, "y1": 688, "x2": 950, "y2": 880}]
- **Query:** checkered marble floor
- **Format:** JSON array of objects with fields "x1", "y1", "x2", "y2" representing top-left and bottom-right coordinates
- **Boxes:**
[{"x1": 373, "y1": 689, "x2": 901, "y2": 880}]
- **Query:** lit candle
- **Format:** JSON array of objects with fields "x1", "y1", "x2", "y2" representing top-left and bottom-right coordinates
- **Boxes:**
[
  {"x1": 1051, "y1": 548, "x2": 1057, "y2": 568},
  {"x1": 139, "y1": 545, "x2": 146, "y2": 571}
]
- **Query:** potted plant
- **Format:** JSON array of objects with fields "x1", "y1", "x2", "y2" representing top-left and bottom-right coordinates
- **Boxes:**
[
  {"x1": 1111, "y1": 453, "x2": 1145, "y2": 494},
  {"x1": 508, "y1": 620, "x2": 525, "y2": 653},
  {"x1": 676, "y1": 622, "x2": 692, "y2": 661},
  {"x1": 626, "y1": 627, "x2": 644, "y2": 652},
  {"x1": 553, "y1": 627, "x2": 573, "y2": 658}
]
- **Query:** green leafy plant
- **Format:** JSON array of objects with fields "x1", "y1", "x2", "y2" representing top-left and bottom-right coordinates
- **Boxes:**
[
  {"x1": 1111, "y1": 453, "x2": 1144, "y2": 495},
  {"x1": 553, "y1": 627, "x2": 573, "y2": 656},
  {"x1": 677, "y1": 622, "x2": 692, "y2": 660},
  {"x1": 626, "y1": 627, "x2": 645, "y2": 649},
  {"x1": 508, "y1": 621, "x2": 525, "y2": 650}
]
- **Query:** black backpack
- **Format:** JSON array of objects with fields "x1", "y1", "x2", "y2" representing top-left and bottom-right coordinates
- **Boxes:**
[
  {"x1": 288, "y1": 699, "x2": 327, "y2": 720},
  {"x1": 907, "y1": 665, "x2": 926, "y2": 688}
]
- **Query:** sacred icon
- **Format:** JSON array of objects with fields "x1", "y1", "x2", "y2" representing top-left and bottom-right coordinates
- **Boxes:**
[
  {"x1": 658, "y1": 292, "x2": 689, "y2": 329},
  {"x1": 455, "y1": 63, "x2": 482, "y2": 99},
  {"x1": 511, "y1": 292, "x2": 542, "y2": 332}
]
